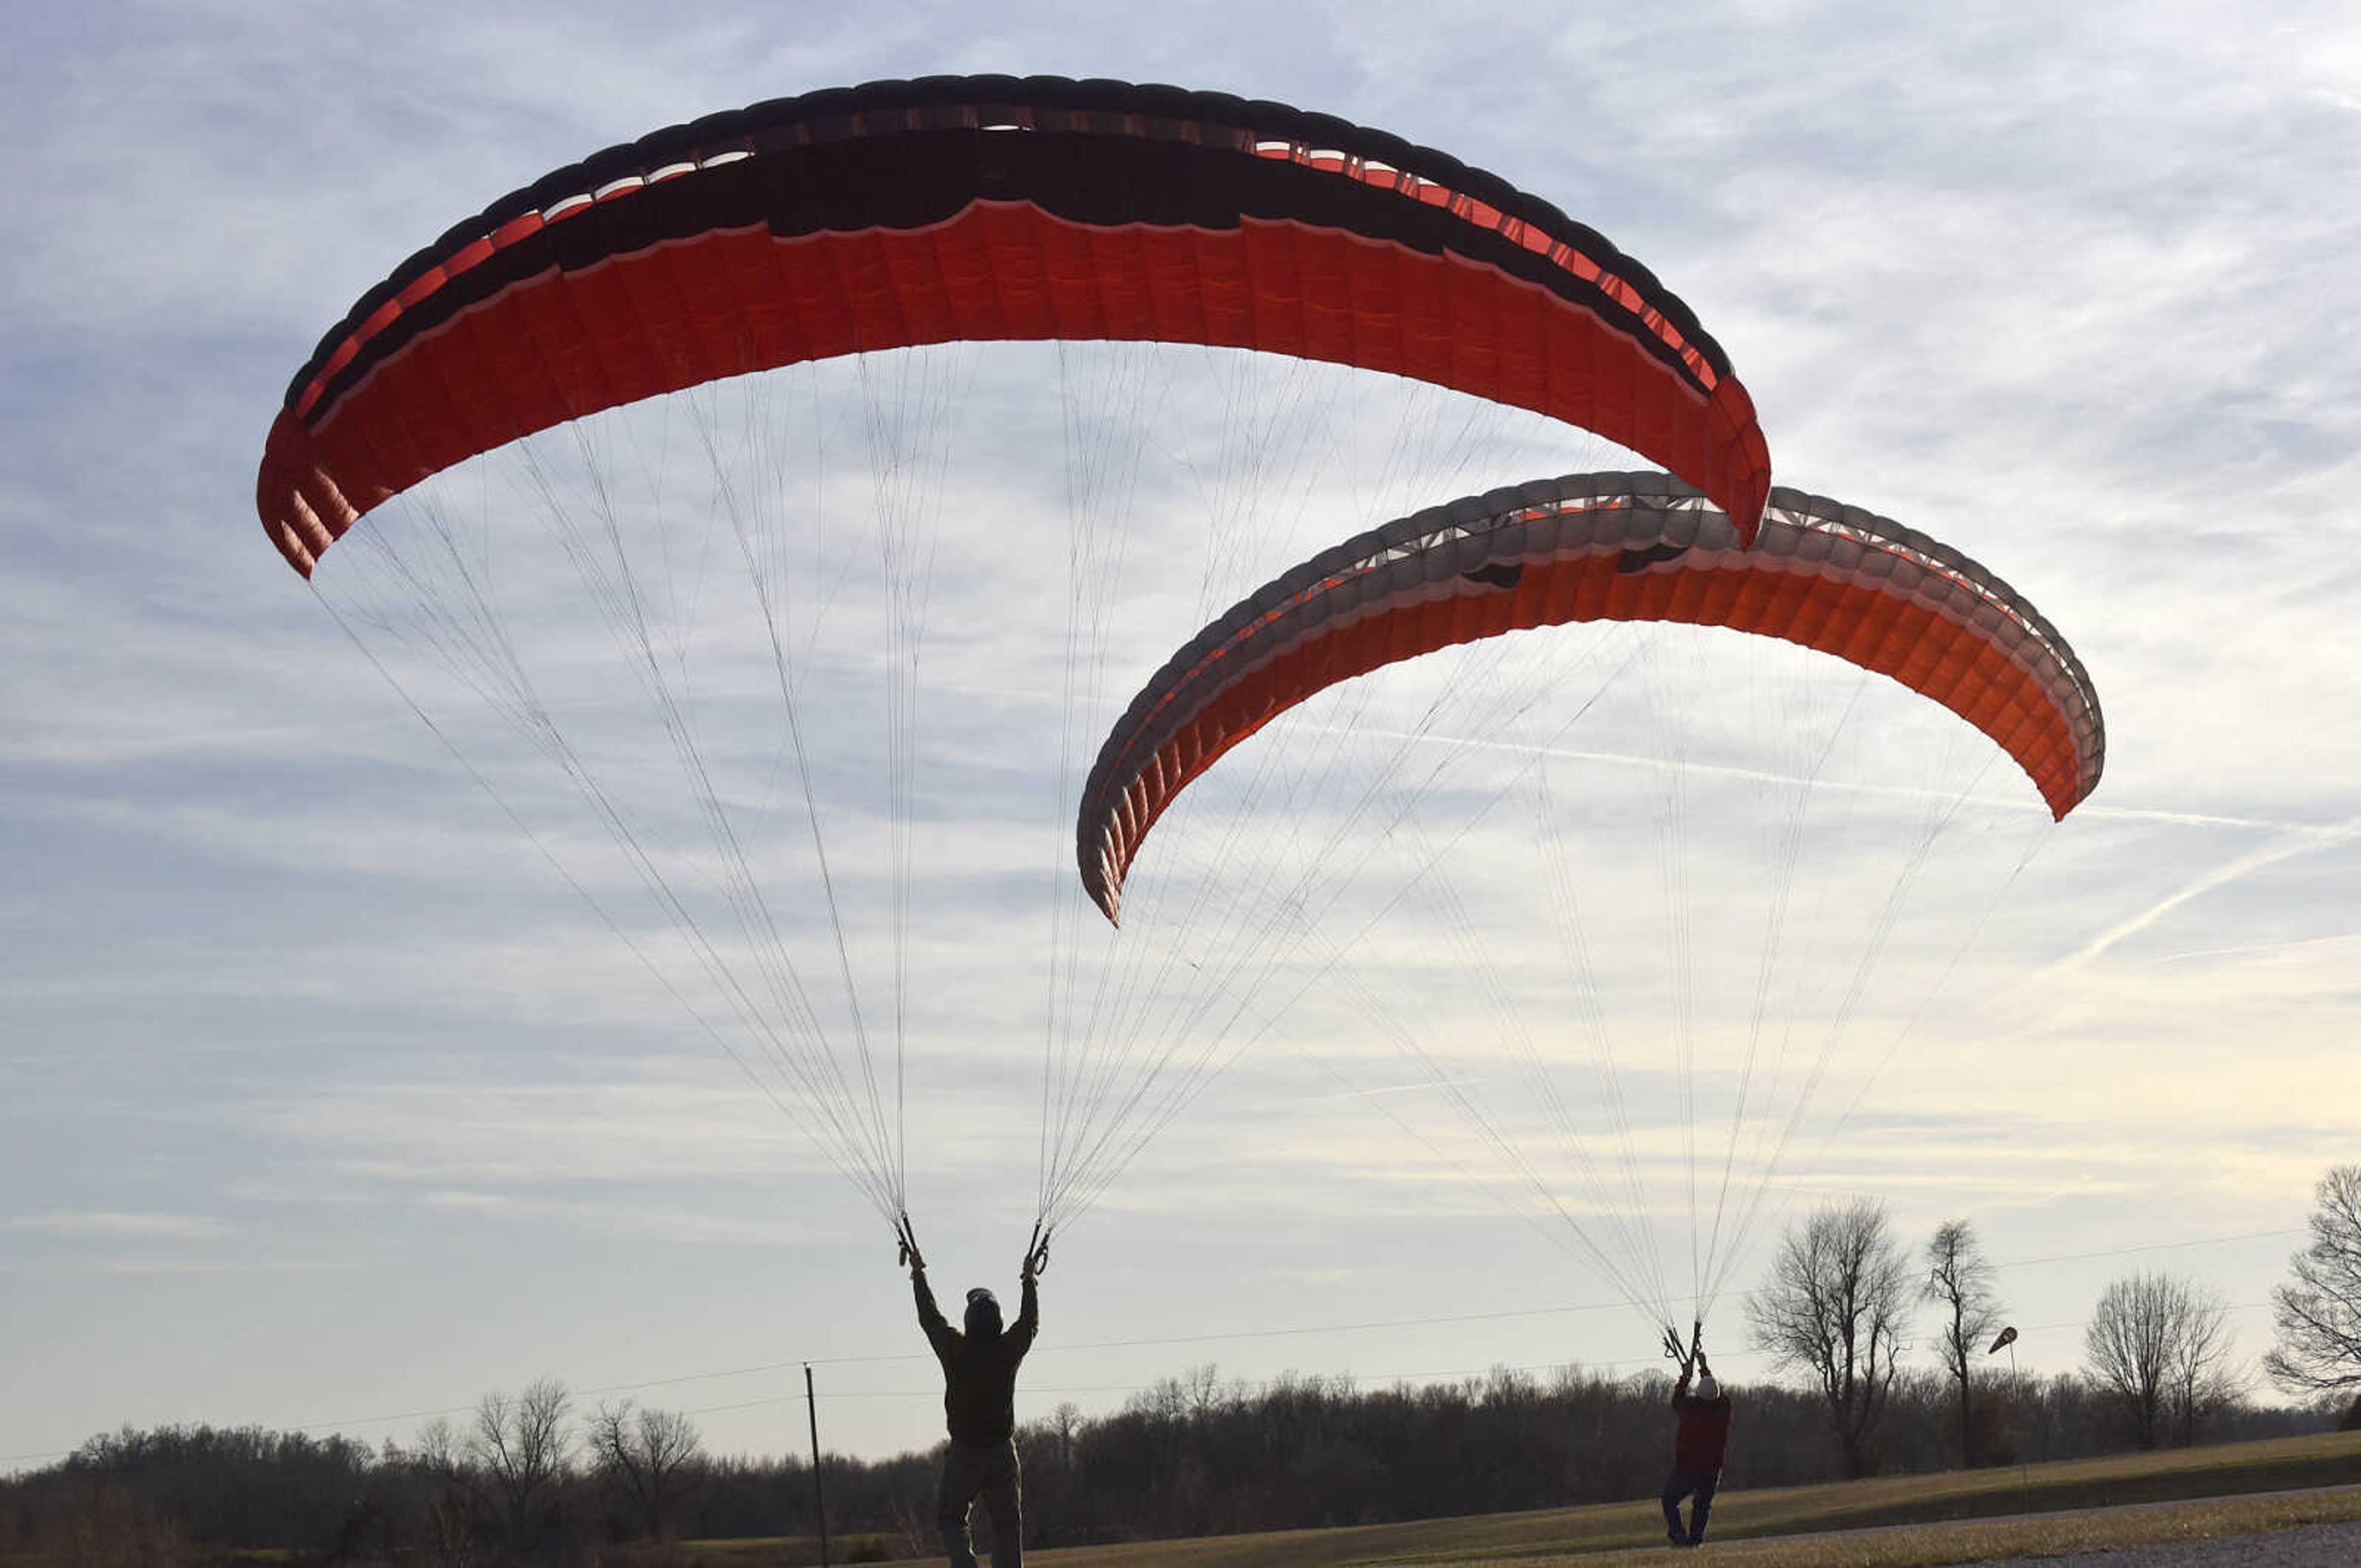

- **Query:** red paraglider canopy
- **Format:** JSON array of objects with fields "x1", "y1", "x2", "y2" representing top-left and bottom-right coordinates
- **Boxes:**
[
  {"x1": 256, "y1": 76, "x2": 1771, "y2": 575},
  {"x1": 1078, "y1": 471, "x2": 2106, "y2": 921}
]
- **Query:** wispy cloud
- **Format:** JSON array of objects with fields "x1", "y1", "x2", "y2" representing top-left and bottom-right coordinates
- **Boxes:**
[
  {"x1": 414, "y1": 1188, "x2": 821, "y2": 1246},
  {"x1": 7, "y1": 1211, "x2": 227, "y2": 1241}
]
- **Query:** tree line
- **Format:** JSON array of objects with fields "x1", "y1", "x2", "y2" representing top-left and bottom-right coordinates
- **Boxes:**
[
  {"x1": 0, "y1": 1364, "x2": 2330, "y2": 1566},
  {"x1": 9, "y1": 1164, "x2": 2361, "y2": 1564}
]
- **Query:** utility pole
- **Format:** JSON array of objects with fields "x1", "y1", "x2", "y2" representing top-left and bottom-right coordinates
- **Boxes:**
[
  {"x1": 1988, "y1": 1327, "x2": 2030, "y2": 1495},
  {"x1": 806, "y1": 1363, "x2": 830, "y2": 1568}
]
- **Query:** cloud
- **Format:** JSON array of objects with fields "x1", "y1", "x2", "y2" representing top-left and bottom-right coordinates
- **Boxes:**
[
  {"x1": 7, "y1": 1210, "x2": 227, "y2": 1241},
  {"x1": 413, "y1": 1188, "x2": 821, "y2": 1245},
  {"x1": 233, "y1": 1073, "x2": 817, "y2": 1186}
]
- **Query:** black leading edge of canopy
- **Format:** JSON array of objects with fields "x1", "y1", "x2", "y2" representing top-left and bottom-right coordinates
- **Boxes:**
[{"x1": 286, "y1": 76, "x2": 1736, "y2": 422}]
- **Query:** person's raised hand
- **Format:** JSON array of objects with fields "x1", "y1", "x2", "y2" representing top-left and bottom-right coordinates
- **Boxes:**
[{"x1": 896, "y1": 1217, "x2": 925, "y2": 1274}]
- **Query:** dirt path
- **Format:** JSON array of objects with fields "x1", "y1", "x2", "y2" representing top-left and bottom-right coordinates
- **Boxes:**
[
  {"x1": 1969, "y1": 1518, "x2": 2361, "y2": 1566},
  {"x1": 1662, "y1": 1484, "x2": 2361, "y2": 1567}
]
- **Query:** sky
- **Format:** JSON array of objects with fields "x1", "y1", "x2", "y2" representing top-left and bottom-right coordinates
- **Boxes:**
[{"x1": 6, "y1": 0, "x2": 2361, "y2": 1474}]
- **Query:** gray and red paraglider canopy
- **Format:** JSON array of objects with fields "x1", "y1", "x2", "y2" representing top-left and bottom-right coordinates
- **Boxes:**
[
  {"x1": 256, "y1": 75, "x2": 1771, "y2": 575},
  {"x1": 1078, "y1": 471, "x2": 2106, "y2": 922}
]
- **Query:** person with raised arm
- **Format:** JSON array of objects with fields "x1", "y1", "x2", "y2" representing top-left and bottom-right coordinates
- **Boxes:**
[
  {"x1": 901, "y1": 1218, "x2": 1045, "y2": 1568},
  {"x1": 1661, "y1": 1326, "x2": 1733, "y2": 1548}
]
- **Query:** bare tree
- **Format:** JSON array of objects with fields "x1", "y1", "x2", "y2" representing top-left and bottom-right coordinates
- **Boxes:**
[
  {"x1": 406, "y1": 1416, "x2": 480, "y2": 1567},
  {"x1": 2083, "y1": 1272, "x2": 2239, "y2": 1448},
  {"x1": 467, "y1": 1379, "x2": 573, "y2": 1550},
  {"x1": 2266, "y1": 1165, "x2": 2361, "y2": 1397},
  {"x1": 1923, "y1": 1218, "x2": 2004, "y2": 1467},
  {"x1": 587, "y1": 1401, "x2": 703, "y2": 1541},
  {"x1": 1179, "y1": 1363, "x2": 1230, "y2": 1425},
  {"x1": 1746, "y1": 1197, "x2": 1912, "y2": 1477},
  {"x1": 411, "y1": 1417, "x2": 465, "y2": 1476}
]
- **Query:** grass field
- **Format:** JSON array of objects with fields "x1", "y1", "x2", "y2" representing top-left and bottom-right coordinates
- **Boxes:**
[
  {"x1": 687, "y1": 1429, "x2": 2361, "y2": 1568},
  {"x1": 81, "y1": 1431, "x2": 2361, "y2": 1567}
]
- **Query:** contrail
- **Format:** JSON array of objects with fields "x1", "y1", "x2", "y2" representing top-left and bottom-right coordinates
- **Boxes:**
[
  {"x1": 2151, "y1": 931, "x2": 2361, "y2": 965},
  {"x1": 2048, "y1": 814, "x2": 2361, "y2": 974},
  {"x1": 1305, "y1": 1074, "x2": 1488, "y2": 1101}
]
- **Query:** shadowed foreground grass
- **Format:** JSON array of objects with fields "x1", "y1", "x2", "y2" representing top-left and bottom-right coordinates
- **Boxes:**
[
  {"x1": 692, "y1": 1429, "x2": 2361, "y2": 1568},
  {"x1": 1441, "y1": 1488, "x2": 2361, "y2": 1567}
]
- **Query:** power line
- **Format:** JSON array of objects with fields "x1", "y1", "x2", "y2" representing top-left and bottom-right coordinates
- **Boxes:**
[
  {"x1": 540, "y1": 1223, "x2": 2316, "y2": 1398},
  {"x1": 663, "y1": 1299, "x2": 2280, "y2": 1416},
  {"x1": 0, "y1": 1225, "x2": 2306, "y2": 1470},
  {"x1": 1996, "y1": 1227, "x2": 2301, "y2": 1271}
]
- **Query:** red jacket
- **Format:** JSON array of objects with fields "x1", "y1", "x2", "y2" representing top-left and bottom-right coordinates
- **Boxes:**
[{"x1": 1671, "y1": 1380, "x2": 1733, "y2": 1473}]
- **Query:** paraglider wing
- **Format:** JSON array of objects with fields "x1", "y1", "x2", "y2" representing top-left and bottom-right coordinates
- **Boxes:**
[
  {"x1": 256, "y1": 75, "x2": 1771, "y2": 576},
  {"x1": 1077, "y1": 471, "x2": 2105, "y2": 921}
]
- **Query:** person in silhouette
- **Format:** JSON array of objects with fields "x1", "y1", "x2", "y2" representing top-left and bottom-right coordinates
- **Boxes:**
[
  {"x1": 908, "y1": 1232, "x2": 1040, "y2": 1568},
  {"x1": 1662, "y1": 1348, "x2": 1733, "y2": 1547}
]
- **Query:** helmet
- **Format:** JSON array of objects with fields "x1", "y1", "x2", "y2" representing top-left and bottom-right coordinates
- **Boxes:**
[
  {"x1": 1696, "y1": 1374, "x2": 1720, "y2": 1401},
  {"x1": 964, "y1": 1287, "x2": 1003, "y2": 1338}
]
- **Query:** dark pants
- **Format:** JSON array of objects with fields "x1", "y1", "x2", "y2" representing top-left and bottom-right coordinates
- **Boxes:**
[
  {"x1": 1660, "y1": 1466, "x2": 1719, "y2": 1543},
  {"x1": 938, "y1": 1437, "x2": 1022, "y2": 1568}
]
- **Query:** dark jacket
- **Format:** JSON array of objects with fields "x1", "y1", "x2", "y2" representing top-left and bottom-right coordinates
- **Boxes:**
[
  {"x1": 1671, "y1": 1370, "x2": 1733, "y2": 1473},
  {"x1": 915, "y1": 1271, "x2": 1039, "y2": 1445}
]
